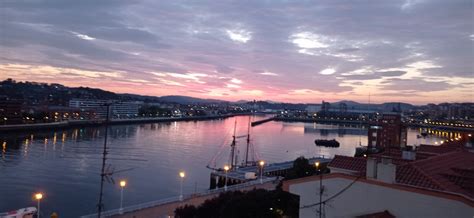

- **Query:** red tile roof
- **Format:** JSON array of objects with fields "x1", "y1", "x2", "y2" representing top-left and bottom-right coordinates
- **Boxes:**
[
  {"x1": 417, "y1": 144, "x2": 464, "y2": 154},
  {"x1": 370, "y1": 147, "x2": 437, "y2": 165},
  {"x1": 328, "y1": 155, "x2": 366, "y2": 175},
  {"x1": 400, "y1": 150, "x2": 474, "y2": 198},
  {"x1": 396, "y1": 163, "x2": 444, "y2": 190},
  {"x1": 328, "y1": 148, "x2": 474, "y2": 198}
]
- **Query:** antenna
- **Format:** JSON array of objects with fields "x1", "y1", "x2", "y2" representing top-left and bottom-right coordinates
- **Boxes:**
[{"x1": 97, "y1": 102, "x2": 111, "y2": 218}]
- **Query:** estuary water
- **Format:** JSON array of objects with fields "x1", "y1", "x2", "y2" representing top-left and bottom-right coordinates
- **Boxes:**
[{"x1": 0, "y1": 115, "x2": 447, "y2": 217}]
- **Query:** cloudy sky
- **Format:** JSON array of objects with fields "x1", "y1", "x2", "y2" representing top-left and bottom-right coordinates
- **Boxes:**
[{"x1": 1, "y1": 0, "x2": 473, "y2": 104}]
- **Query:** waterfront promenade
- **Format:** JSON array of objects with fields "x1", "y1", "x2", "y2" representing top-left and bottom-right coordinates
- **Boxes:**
[{"x1": 81, "y1": 178, "x2": 280, "y2": 218}]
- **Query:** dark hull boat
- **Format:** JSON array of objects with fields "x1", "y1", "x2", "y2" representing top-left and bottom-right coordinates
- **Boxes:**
[{"x1": 315, "y1": 139, "x2": 340, "y2": 147}]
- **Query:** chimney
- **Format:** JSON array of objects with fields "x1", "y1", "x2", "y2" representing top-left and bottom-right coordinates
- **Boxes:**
[
  {"x1": 376, "y1": 158, "x2": 396, "y2": 184},
  {"x1": 402, "y1": 146, "x2": 416, "y2": 160},
  {"x1": 402, "y1": 150, "x2": 416, "y2": 160},
  {"x1": 366, "y1": 158, "x2": 377, "y2": 179},
  {"x1": 366, "y1": 157, "x2": 396, "y2": 184}
]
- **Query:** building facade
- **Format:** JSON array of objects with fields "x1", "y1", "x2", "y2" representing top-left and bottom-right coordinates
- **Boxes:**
[
  {"x1": 69, "y1": 99, "x2": 142, "y2": 119},
  {"x1": 368, "y1": 113, "x2": 407, "y2": 148}
]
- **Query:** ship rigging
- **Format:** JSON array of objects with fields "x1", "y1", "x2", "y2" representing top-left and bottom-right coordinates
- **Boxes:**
[{"x1": 207, "y1": 116, "x2": 259, "y2": 171}]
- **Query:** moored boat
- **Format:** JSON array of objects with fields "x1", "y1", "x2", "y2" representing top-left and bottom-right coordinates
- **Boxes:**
[{"x1": 314, "y1": 139, "x2": 340, "y2": 147}]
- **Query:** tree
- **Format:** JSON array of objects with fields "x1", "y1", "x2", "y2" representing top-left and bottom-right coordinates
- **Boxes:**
[
  {"x1": 285, "y1": 156, "x2": 316, "y2": 179},
  {"x1": 175, "y1": 189, "x2": 299, "y2": 218}
]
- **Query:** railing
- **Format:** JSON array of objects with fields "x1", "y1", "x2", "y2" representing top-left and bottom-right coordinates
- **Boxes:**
[{"x1": 80, "y1": 177, "x2": 278, "y2": 218}]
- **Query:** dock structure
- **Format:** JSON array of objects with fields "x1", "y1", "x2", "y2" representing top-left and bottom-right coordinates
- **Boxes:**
[
  {"x1": 210, "y1": 156, "x2": 331, "y2": 189},
  {"x1": 251, "y1": 116, "x2": 276, "y2": 126}
]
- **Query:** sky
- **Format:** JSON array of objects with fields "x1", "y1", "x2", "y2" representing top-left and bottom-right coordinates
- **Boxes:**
[{"x1": 0, "y1": 0, "x2": 473, "y2": 104}]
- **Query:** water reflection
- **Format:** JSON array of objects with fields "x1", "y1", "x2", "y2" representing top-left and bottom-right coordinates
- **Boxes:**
[{"x1": 0, "y1": 116, "x2": 468, "y2": 217}]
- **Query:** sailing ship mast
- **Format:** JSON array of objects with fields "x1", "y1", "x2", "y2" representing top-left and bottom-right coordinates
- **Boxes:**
[
  {"x1": 244, "y1": 116, "x2": 251, "y2": 166},
  {"x1": 230, "y1": 119, "x2": 237, "y2": 168}
]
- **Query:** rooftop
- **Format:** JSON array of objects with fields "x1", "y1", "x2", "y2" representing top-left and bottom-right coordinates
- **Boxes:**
[
  {"x1": 398, "y1": 150, "x2": 474, "y2": 198},
  {"x1": 328, "y1": 143, "x2": 474, "y2": 199}
]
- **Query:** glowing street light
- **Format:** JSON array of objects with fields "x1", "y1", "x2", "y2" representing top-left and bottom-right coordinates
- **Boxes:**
[
  {"x1": 34, "y1": 193, "x2": 43, "y2": 218},
  {"x1": 224, "y1": 165, "x2": 230, "y2": 191},
  {"x1": 179, "y1": 171, "x2": 185, "y2": 201},
  {"x1": 119, "y1": 180, "x2": 127, "y2": 214},
  {"x1": 259, "y1": 160, "x2": 265, "y2": 184}
]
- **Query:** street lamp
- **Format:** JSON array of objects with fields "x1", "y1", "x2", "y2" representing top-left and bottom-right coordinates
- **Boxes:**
[
  {"x1": 224, "y1": 165, "x2": 230, "y2": 191},
  {"x1": 259, "y1": 160, "x2": 265, "y2": 184},
  {"x1": 179, "y1": 171, "x2": 185, "y2": 201},
  {"x1": 34, "y1": 193, "x2": 43, "y2": 218},
  {"x1": 315, "y1": 162, "x2": 322, "y2": 218},
  {"x1": 119, "y1": 180, "x2": 127, "y2": 214}
]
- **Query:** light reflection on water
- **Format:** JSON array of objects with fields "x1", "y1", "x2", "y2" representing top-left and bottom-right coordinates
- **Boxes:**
[{"x1": 0, "y1": 115, "x2": 456, "y2": 217}]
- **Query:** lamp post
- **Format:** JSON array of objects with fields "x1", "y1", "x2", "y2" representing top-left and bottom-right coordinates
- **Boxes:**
[
  {"x1": 119, "y1": 180, "x2": 127, "y2": 214},
  {"x1": 224, "y1": 165, "x2": 230, "y2": 191},
  {"x1": 34, "y1": 193, "x2": 43, "y2": 218},
  {"x1": 315, "y1": 162, "x2": 322, "y2": 218},
  {"x1": 179, "y1": 171, "x2": 185, "y2": 201},
  {"x1": 259, "y1": 160, "x2": 265, "y2": 184}
]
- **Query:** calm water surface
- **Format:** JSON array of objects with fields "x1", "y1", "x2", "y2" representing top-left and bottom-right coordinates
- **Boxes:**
[{"x1": 0, "y1": 115, "x2": 450, "y2": 217}]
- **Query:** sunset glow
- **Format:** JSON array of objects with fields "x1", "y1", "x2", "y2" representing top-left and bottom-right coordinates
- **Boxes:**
[{"x1": 0, "y1": 1, "x2": 472, "y2": 104}]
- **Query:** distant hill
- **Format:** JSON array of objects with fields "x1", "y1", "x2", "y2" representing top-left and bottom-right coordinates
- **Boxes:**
[
  {"x1": 0, "y1": 79, "x2": 438, "y2": 110},
  {"x1": 0, "y1": 79, "x2": 227, "y2": 106},
  {"x1": 331, "y1": 100, "x2": 415, "y2": 112},
  {"x1": 157, "y1": 95, "x2": 227, "y2": 104}
]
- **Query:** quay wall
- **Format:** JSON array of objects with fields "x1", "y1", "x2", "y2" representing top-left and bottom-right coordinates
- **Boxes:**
[{"x1": 0, "y1": 113, "x2": 250, "y2": 132}]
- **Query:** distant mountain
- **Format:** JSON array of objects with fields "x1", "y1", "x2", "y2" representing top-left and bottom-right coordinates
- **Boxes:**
[
  {"x1": 334, "y1": 100, "x2": 360, "y2": 106},
  {"x1": 0, "y1": 79, "x2": 437, "y2": 110},
  {"x1": 157, "y1": 95, "x2": 228, "y2": 104},
  {"x1": 236, "y1": 100, "x2": 250, "y2": 104},
  {"x1": 380, "y1": 102, "x2": 416, "y2": 111},
  {"x1": 0, "y1": 79, "x2": 226, "y2": 106},
  {"x1": 332, "y1": 100, "x2": 415, "y2": 112}
]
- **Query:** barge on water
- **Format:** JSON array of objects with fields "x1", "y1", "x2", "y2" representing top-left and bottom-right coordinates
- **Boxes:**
[{"x1": 314, "y1": 139, "x2": 340, "y2": 147}]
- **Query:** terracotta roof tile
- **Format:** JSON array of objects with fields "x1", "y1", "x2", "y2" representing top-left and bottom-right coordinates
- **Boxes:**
[
  {"x1": 406, "y1": 151, "x2": 474, "y2": 198},
  {"x1": 328, "y1": 155, "x2": 366, "y2": 174},
  {"x1": 417, "y1": 144, "x2": 464, "y2": 154},
  {"x1": 328, "y1": 149, "x2": 474, "y2": 198}
]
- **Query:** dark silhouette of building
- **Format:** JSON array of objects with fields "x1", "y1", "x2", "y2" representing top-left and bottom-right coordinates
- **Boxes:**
[
  {"x1": 368, "y1": 113, "x2": 407, "y2": 148},
  {"x1": 321, "y1": 100, "x2": 331, "y2": 112},
  {"x1": 0, "y1": 97, "x2": 23, "y2": 124}
]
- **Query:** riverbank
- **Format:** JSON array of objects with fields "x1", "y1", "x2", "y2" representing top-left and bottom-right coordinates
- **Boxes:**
[
  {"x1": 272, "y1": 117, "x2": 474, "y2": 132},
  {"x1": 274, "y1": 117, "x2": 369, "y2": 125},
  {"x1": 0, "y1": 113, "x2": 249, "y2": 132}
]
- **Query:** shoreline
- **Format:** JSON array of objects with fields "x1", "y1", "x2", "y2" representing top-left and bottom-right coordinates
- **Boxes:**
[
  {"x1": 272, "y1": 117, "x2": 474, "y2": 132},
  {"x1": 2, "y1": 114, "x2": 472, "y2": 133},
  {"x1": 0, "y1": 113, "x2": 250, "y2": 133}
]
